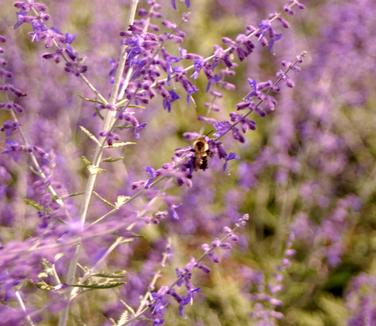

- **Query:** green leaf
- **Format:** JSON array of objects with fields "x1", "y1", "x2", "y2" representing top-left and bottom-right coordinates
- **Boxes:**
[
  {"x1": 37, "y1": 272, "x2": 49, "y2": 279},
  {"x1": 36, "y1": 281, "x2": 55, "y2": 291},
  {"x1": 67, "y1": 281, "x2": 124, "y2": 289},
  {"x1": 102, "y1": 156, "x2": 124, "y2": 163},
  {"x1": 54, "y1": 253, "x2": 64, "y2": 262},
  {"x1": 116, "y1": 98, "x2": 128, "y2": 107},
  {"x1": 24, "y1": 198, "x2": 44, "y2": 211},
  {"x1": 115, "y1": 124, "x2": 133, "y2": 130},
  {"x1": 94, "y1": 106, "x2": 104, "y2": 120},
  {"x1": 115, "y1": 195, "x2": 130, "y2": 209},
  {"x1": 91, "y1": 271, "x2": 126, "y2": 279},
  {"x1": 63, "y1": 192, "x2": 85, "y2": 199},
  {"x1": 128, "y1": 104, "x2": 146, "y2": 109},
  {"x1": 78, "y1": 95, "x2": 105, "y2": 105},
  {"x1": 80, "y1": 155, "x2": 91, "y2": 166},
  {"x1": 88, "y1": 165, "x2": 106, "y2": 175},
  {"x1": 79, "y1": 125, "x2": 101, "y2": 146}
]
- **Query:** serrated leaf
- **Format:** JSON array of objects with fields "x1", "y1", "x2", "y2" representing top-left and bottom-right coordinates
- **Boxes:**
[
  {"x1": 91, "y1": 271, "x2": 126, "y2": 279},
  {"x1": 79, "y1": 125, "x2": 101, "y2": 146},
  {"x1": 24, "y1": 198, "x2": 44, "y2": 211},
  {"x1": 102, "y1": 156, "x2": 124, "y2": 163},
  {"x1": 67, "y1": 281, "x2": 124, "y2": 289},
  {"x1": 104, "y1": 142, "x2": 136, "y2": 149},
  {"x1": 115, "y1": 195, "x2": 130, "y2": 209},
  {"x1": 88, "y1": 165, "x2": 106, "y2": 175}
]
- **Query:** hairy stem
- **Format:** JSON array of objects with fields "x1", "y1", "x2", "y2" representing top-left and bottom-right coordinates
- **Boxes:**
[
  {"x1": 69, "y1": 236, "x2": 125, "y2": 302},
  {"x1": 58, "y1": 1, "x2": 139, "y2": 325}
]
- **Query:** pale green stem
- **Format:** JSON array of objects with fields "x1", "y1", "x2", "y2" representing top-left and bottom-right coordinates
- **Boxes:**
[
  {"x1": 116, "y1": 242, "x2": 170, "y2": 326},
  {"x1": 121, "y1": 225, "x2": 243, "y2": 326},
  {"x1": 58, "y1": 1, "x2": 139, "y2": 325},
  {"x1": 69, "y1": 236, "x2": 125, "y2": 302},
  {"x1": 15, "y1": 290, "x2": 36, "y2": 326},
  {"x1": 90, "y1": 176, "x2": 165, "y2": 226}
]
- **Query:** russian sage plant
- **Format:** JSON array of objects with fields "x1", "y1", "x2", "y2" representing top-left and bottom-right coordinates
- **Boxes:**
[{"x1": 12, "y1": 0, "x2": 376, "y2": 325}]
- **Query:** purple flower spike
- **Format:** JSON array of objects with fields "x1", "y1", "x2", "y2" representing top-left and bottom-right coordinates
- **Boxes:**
[
  {"x1": 145, "y1": 166, "x2": 157, "y2": 189},
  {"x1": 223, "y1": 152, "x2": 239, "y2": 171},
  {"x1": 163, "y1": 89, "x2": 180, "y2": 112}
]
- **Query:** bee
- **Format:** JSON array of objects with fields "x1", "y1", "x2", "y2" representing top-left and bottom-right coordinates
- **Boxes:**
[{"x1": 193, "y1": 137, "x2": 210, "y2": 171}]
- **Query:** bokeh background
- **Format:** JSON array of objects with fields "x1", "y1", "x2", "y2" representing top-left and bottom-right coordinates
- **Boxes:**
[{"x1": 1, "y1": 0, "x2": 376, "y2": 325}]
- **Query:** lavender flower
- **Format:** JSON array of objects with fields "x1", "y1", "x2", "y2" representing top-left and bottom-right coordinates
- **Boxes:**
[
  {"x1": 6, "y1": 1, "x2": 367, "y2": 326},
  {"x1": 123, "y1": 214, "x2": 251, "y2": 326}
]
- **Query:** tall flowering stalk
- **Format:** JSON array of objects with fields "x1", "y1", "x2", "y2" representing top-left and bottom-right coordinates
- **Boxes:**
[{"x1": 56, "y1": 1, "x2": 142, "y2": 324}]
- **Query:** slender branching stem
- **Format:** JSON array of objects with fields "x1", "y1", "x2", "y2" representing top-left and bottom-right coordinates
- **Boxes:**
[
  {"x1": 58, "y1": 2, "x2": 140, "y2": 325},
  {"x1": 15, "y1": 290, "x2": 36, "y2": 326},
  {"x1": 69, "y1": 236, "x2": 125, "y2": 301},
  {"x1": 121, "y1": 223, "x2": 244, "y2": 325}
]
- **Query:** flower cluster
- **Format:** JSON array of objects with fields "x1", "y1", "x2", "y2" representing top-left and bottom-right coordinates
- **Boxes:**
[
  {"x1": 147, "y1": 214, "x2": 249, "y2": 325},
  {"x1": 0, "y1": 36, "x2": 26, "y2": 121},
  {"x1": 291, "y1": 195, "x2": 361, "y2": 268},
  {"x1": 200, "y1": 52, "x2": 306, "y2": 143},
  {"x1": 249, "y1": 232, "x2": 296, "y2": 325},
  {"x1": 14, "y1": 1, "x2": 87, "y2": 76}
]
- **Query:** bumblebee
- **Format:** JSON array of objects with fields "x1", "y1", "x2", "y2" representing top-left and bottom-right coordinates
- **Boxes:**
[{"x1": 193, "y1": 137, "x2": 210, "y2": 171}]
